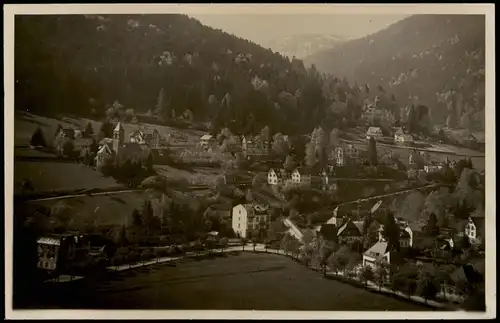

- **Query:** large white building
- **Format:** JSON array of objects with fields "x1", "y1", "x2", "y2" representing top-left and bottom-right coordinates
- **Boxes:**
[{"x1": 232, "y1": 204, "x2": 270, "y2": 239}]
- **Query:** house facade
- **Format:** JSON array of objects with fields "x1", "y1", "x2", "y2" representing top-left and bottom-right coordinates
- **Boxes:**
[
  {"x1": 291, "y1": 168, "x2": 312, "y2": 185},
  {"x1": 424, "y1": 164, "x2": 443, "y2": 173},
  {"x1": 366, "y1": 126, "x2": 384, "y2": 140},
  {"x1": 334, "y1": 146, "x2": 345, "y2": 166},
  {"x1": 232, "y1": 204, "x2": 270, "y2": 238},
  {"x1": 94, "y1": 123, "x2": 125, "y2": 168},
  {"x1": 318, "y1": 168, "x2": 337, "y2": 191},
  {"x1": 268, "y1": 168, "x2": 286, "y2": 185},
  {"x1": 199, "y1": 134, "x2": 216, "y2": 149},
  {"x1": 465, "y1": 215, "x2": 485, "y2": 245},
  {"x1": 95, "y1": 143, "x2": 114, "y2": 168},
  {"x1": 130, "y1": 129, "x2": 162, "y2": 149},
  {"x1": 334, "y1": 144, "x2": 360, "y2": 166},
  {"x1": 37, "y1": 234, "x2": 83, "y2": 273}
]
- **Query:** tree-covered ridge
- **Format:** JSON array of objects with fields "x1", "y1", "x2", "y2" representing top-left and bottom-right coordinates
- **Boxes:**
[
  {"x1": 15, "y1": 14, "x2": 330, "y2": 135},
  {"x1": 305, "y1": 14, "x2": 486, "y2": 128}
]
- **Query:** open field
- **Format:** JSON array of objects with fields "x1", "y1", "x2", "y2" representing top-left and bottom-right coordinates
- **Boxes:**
[
  {"x1": 27, "y1": 253, "x2": 429, "y2": 311},
  {"x1": 28, "y1": 190, "x2": 155, "y2": 227},
  {"x1": 14, "y1": 161, "x2": 122, "y2": 195}
]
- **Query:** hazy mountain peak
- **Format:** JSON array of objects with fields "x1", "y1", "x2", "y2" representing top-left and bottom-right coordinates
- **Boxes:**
[{"x1": 264, "y1": 33, "x2": 349, "y2": 59}]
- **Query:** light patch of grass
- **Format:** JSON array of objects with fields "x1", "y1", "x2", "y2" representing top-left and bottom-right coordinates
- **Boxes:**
[{"x1": 14, "y1": 161, "x2": 121, "y2": 194}]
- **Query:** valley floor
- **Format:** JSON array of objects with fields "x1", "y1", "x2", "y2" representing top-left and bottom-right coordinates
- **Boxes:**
[{"x1": 27, "y1": 252, "x2": 430, "y2": 311}]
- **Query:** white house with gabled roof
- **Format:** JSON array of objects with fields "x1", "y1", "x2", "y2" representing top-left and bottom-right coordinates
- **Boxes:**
[
  {"x1": 363, "y1": 241, "x2": 391, "y2": 268},
  {"x1": 291, "y1": 168, "x2": 312, "y2": 185},
  {"x1": 200, "y1": 134, "x2": 216, "y2": 149},
  {"x1": 366, "y1": 126, "x2": 383, "y2": 140},
  {"x1": 268, "y1": 168, "x2": 286, "y2": 185}
]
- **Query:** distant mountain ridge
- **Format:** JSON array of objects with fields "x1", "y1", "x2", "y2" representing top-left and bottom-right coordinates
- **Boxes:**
[
  {"x1": 264, "y1": 34, "x2": 349, "y2": 59},
  {"x1": 304, "y1": 14, "x2": 485, "y2": 127}
]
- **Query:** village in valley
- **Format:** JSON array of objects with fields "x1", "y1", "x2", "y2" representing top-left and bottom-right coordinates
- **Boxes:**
[{"x1": 12, "y1": 12, "x2": 487, "y2": 313}]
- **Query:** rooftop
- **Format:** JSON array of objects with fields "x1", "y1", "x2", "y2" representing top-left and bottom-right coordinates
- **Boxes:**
[
  {"x1": 37, "y1": 237, "x2": 61, "y2": 246},
  {"x1": 200, "y1": 134, "x2": 213, "y2": 140},
  {"x1": 367, "y1": 126, "x2": 383, "y2": 135},
  {"x1": 364, "y1": 241, "x2": 389, "y2": 258}
]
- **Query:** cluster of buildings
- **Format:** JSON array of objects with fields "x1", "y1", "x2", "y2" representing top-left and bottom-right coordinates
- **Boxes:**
[
  {"x1": 95, "y1": 123, "x2": 167, "y2": 168},
  {"x1": 328, "y1": 143, "x2": 361, "y2": 166},
  {"x1": 198, "y1": 134, "x2": 270, "y2": 159},
  {"x1": 36, "y1": 232, "x2": 109, "y2": 276},
  {"x1": 365, "y1": 126, "x2": 415, "y2": 146},
  {"x1": 54, "y1": 126, "x2": 96, "y2": 156},
  {"x1": 267, "y1": 167, "x2": 338, "y2": 192},
  {"x1": 55, "y1": 122, "x2": 168, "y2": 169}
]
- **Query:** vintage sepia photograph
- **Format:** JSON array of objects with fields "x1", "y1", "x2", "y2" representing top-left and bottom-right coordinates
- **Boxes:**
[{"x1": 4, "y1": 3, "x2": 495, "y2": 320}]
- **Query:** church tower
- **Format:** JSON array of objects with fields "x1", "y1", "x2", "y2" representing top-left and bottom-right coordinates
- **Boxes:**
[{"x1": 113, "y1": 122, "x2": 124, "y2": 153}]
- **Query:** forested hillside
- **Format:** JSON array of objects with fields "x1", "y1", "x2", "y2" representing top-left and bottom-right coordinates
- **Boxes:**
[
  {"x1": 15, "y1": 14, "x2": 335, "y2": 136},
  {"x1": 305, "y1": 14, "x2": 486, "y2": 129}
]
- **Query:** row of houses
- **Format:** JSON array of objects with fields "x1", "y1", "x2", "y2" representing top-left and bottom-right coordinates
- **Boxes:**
[
  {"x1": 54, "y1": 123, "x2": 168, "y2": 169},
  {"x1": 199, "y1": 132, "x2": 364, "y2": 166},
  {"x1": 366, "y1": 126, "x2": 415, "y2": 145},
  {"x1": 199, "y1": 134, "x2": 270, "y2": 158},
  {"x1": 316, "y1": 200, "x2": 485, "y2": 269},
  {"x1": 267, "y1": 167, "x2": 338, "y2": 192},
  {"x1": 95, "y1": 123, "x2": 169, "y2": 168}
]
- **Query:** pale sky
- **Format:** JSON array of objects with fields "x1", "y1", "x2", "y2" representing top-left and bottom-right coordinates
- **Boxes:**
[{"x1": 190, "y1": 14, "x2": 410, "y2": 47}]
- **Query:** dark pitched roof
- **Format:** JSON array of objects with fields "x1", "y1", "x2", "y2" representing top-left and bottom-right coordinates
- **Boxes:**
[
  {"x1": 337, "y1": 219, "x2": 363, "y2": 237},
  {"x1": 294, "y1": 167, "x2": 314, "y2": 175}
]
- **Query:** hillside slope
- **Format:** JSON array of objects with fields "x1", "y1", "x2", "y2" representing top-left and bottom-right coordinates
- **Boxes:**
[
  {"x1": 15, "y1": 14, "x2": 330, "y2": 136},
  {"x1": 304, "y1": 14, "x2": 486, "y2": 127}
]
